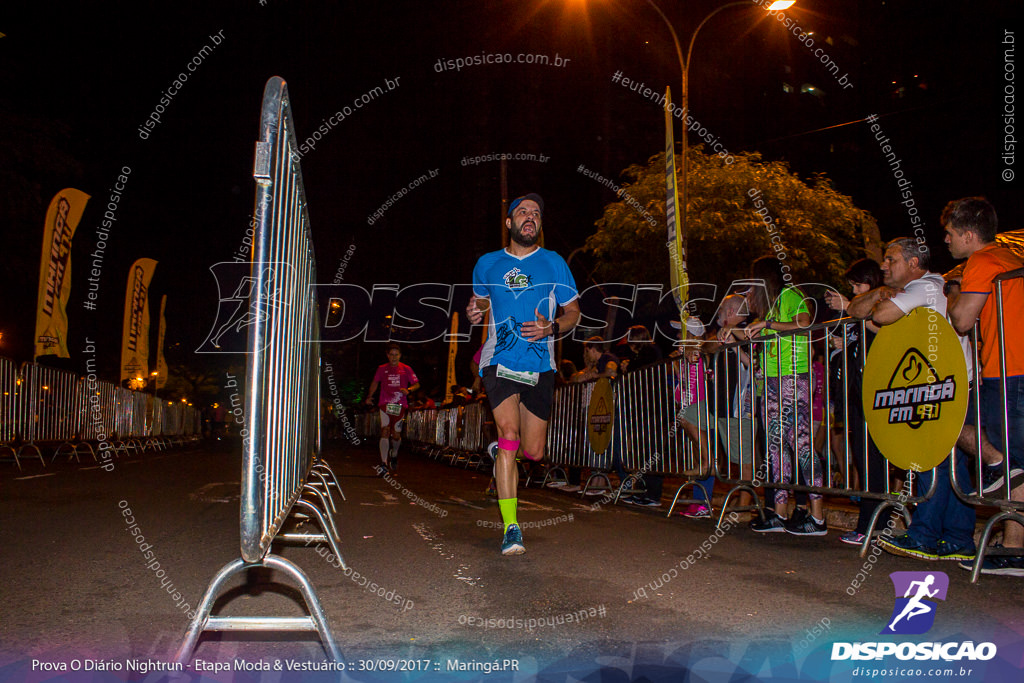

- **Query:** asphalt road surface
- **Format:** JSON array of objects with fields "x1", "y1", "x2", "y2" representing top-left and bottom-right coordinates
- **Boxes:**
[{"x1": 2, "y1": 438, "x2": 1022, "y2": 682}]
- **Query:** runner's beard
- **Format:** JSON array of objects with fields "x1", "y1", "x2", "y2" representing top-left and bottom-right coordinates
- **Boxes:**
[{"x1": 511, "y1": 220, "x2": 541, "y2": 247}]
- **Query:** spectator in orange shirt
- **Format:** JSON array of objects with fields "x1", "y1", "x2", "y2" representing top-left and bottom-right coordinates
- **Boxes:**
[{"x1": 945, "y1": 197, "x2": 1024, "y2": 576}]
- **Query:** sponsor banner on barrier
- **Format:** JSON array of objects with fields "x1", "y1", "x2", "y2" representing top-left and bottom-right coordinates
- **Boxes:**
[
  {"x1": 586, "y1": 377, "x2": 613, "y2": 455},
  {"x1": 862, "y1": 308, "x2": 968, "y2": 471}
]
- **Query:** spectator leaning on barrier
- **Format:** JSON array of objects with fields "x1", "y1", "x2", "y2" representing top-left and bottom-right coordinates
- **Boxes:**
[
  {"x1": 743, "y1": 256, "x2": 827, "y2": 536},
  {"x1": 556, "y1": 359, "x2": 578, "y2": 387},
  {"x1": 943, "y1": 197, "x2": 1024, "y2": 576},
  {"x1": 617, "y1": 324, "x2": 662, "y2": 374},
  {"x1": 824, "y1": 257, "x2": 888, "y2": 547},
  {"x1": 848, "y1": 237, "x2": 977, "y2": 562},
  {"x1": 706, "y1": 294, "x2": 757, "y2": 515},
  {"x1": 573, "y1": 336, "x2": 619, "y2": 382},
  {"x1": 665, "y1": 316, "x2": 719, "y2": 518}
]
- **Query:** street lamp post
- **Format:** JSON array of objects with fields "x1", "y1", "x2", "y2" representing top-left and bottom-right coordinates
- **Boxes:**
[{"x1": 643, "y1": 0, "x2": 796, "y2": 301}]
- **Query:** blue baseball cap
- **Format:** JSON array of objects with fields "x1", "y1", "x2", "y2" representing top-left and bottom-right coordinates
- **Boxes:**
[{"x1": 507, "y1": 193, "x2": 544, "y2": 217}]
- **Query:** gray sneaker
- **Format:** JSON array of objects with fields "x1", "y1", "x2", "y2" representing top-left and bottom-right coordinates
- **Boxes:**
[
  {"x1": 751, "y1": 509, "x2": 787, "y2": 533},
  {"x1": 785, "y1": 513, "x2": 827, "y2": 536}
]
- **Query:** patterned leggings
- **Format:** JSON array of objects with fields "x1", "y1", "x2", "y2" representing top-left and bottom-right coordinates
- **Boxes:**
[{"x1": 764, "y1": 373, "x2": 822, "y2": 506}]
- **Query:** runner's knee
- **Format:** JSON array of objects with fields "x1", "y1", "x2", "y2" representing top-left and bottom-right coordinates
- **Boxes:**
[{"x1": 522, "y1": 448, "x2": 543, "y2": 462}]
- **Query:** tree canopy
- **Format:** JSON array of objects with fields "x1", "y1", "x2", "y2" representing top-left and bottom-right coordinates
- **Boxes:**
[{"x1": 584, "y1": 148, "x2": 881, "y2": 314}]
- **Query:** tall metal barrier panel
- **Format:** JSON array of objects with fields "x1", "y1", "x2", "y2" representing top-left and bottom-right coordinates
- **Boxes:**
[
  {"x1": 951, "y1": 269, "x2": 1024, "y2": 583},
  {"x1": 176, "y1": 76, "x2": 342, "y2": 663},
  {"x1": 0, "y1": 357, "x2": 22, "y2": 464}
]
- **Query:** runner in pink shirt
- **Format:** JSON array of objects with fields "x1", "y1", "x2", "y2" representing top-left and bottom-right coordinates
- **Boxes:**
[{"x1": 365, "y1": 343, "x2": 420, "y2": 473}]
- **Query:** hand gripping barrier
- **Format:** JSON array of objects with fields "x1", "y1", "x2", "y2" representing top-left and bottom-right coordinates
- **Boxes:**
[{"x1": 176, "y1": 77, "x2": 343, "y2": 663}]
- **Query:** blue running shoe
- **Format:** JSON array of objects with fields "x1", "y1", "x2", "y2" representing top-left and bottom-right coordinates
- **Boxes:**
[
  {"x1": 878, "y1": 533, "x2": 938, "y2": 561},
  {"x1": 937, "y1": 539, "x2": 976, "y2": 562},
  {"x1": 501, "y1": 523, "x2": 525, "y2": 555}
]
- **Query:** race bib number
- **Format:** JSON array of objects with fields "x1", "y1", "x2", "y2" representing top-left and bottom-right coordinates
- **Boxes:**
[
  {"x1": 496, "y1": 364, "x2": 539, "y2": 386},
  {"x1": 385, "y1": 403, "x2": 402, "y2": 416}
]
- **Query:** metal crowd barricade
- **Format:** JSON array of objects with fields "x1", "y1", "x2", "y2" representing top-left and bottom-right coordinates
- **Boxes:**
[
  {"x1": 545, "y1": 380, "x2": 600, "y2": 486},
  {"x1": 709, "y1": 320, "x2": 933, "y2": 536},
  {"x1": 354, "y1": 408, "x2": 380, "y2": 440},
  {"x1": 403, "y1": 408, "x2": 427, "y2": 443},
  {"x1": 541, "y1": 357, "x2": 708, "y2": 502},
  {"x1": 458, "y1": 402, "x2": 489, "y2": 468},
  {"x1": 177, "y1": 76, "x2": 342, "y2": 663},
  {"x1": 400, "y1": 402, "x2": 492, "y2": 467},
  {"x1": 951, "y1": 268, "x2": 1024, "y2": 582},
  {"x1": 1, "y1": 359, "x2": 200, "y2": 469},
  {"x1": 79, "y1": 378, "x2": 118, "y2": 461},
  {"x1": 1, "y1": 356, "x2": 24, "y2": 466},
  {"x1": 18, "y1": 363, "x2": 82, "y2": 464},
  {"x1": 616, "y1": 356, "x2": 713, "y2": 506}
]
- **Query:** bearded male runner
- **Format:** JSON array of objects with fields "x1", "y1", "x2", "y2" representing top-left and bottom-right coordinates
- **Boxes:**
[{"x1": 466, "y1": 193, "x2": 580, "y2": 555}]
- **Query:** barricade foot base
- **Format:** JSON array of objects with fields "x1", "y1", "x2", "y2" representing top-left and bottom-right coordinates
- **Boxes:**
[{"x1": 174, "y1": 554, "x2": 341, "y2": 665}]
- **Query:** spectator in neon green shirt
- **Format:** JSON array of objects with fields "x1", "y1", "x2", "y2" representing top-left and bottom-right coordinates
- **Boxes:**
[{"x1": 743, "y1": 257, "x2": 826, "y2": 536}]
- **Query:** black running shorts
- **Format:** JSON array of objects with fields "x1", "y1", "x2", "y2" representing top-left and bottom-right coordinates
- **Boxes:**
[{"x1": 481, "y1": 365, "x2": 556, "y2": 420}]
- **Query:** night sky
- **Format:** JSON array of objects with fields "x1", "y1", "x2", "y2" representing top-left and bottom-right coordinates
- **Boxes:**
[{"x1": 1, "y1": 0, "x2": 1019, "y2": 396}]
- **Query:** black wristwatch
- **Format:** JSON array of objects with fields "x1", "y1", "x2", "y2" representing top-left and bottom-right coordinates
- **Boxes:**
[{"x1": 550, "y1": 320, "x2": 560, "y2": 338}]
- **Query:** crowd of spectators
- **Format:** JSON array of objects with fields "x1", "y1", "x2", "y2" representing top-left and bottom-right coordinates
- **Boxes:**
[{"x1": 341, "y1": 196, "x2": 1023, "y2": 576}]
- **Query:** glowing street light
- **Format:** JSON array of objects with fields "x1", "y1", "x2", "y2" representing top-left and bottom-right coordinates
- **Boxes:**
[{"x1": 639, "y1": 0, "x2": 798, "y2": 309}]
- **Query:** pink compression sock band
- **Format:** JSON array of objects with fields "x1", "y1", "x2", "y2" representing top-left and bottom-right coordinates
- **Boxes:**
[
  {"x1": 497, "y1": 438, "x2": 520, "y2": 452},
  {"x1": 522, "y1": 450, "x2": 542, "y2": 462}
]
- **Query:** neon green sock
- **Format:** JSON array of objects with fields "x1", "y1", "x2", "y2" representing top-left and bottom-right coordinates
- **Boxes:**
[{"x1": 498, "y1": 498, "x2": 518, "y2": 533}]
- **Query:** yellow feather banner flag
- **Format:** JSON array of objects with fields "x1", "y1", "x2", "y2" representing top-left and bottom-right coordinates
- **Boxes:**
[
  {"x1": 35, "y1": 188, "x2": 90, "y2": 358},
  {"x1": 445, "y1": 312, "x2": 459, "y2": 404},
  {"x1": 121, "y1": 258, "x2": 158, "y2": 383},
  {"x1": 155, "y1": 295, "x2": 169, "y2": 390},
  {"x1": 664, "y1": 87, "x2": 688, "y2": 321}
]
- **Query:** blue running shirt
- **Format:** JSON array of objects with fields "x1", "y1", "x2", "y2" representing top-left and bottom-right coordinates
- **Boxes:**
[{"x1": 472, "y1": 248, "x2": 578, "y2": 374}]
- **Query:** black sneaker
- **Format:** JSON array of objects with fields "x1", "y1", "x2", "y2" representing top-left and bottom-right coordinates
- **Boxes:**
[
  {"x1": 959, "y1": 545, "x2": 1024, "y2": 576},
  {"x1": 789, "y1": 506, "x2": 809, "y2": 527},
  {"x1": 750, "y1": 509, "x2": 787, "y2": 533},
  {"x1": 389, "y1": 456, "x2": 397, "y2": 472},
  {"x1": 634, "y1": 496, "x2": 661, "y2": 508},
  {"x1": 937, "y1": 539, "x2": 976, "y2": 562},
  {"x1": 981, "y1": 463, "x2": 1024, "y2": 495},
  {"x1": 785, "y1": 513, "x2": 828, "y2": 536}
]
